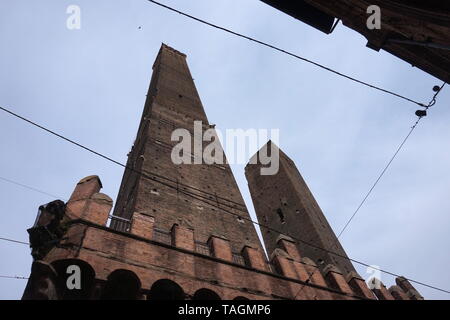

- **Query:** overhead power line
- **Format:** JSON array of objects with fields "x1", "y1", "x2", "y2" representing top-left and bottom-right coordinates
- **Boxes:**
[
  {"x1": 0, "y1": 109, "x2": 244, "y2": 210},
  {"x1": 336, "y1": 82, "x2": 446, "y2": 238},
  {"x1": 0, "y1": 237, "x2": 29, "y2": 246},
  {"x1": 0, "y1": 176, "x2": 64, "y2": 200},
  {"x1": 293, "y1": 83, "x2": 446, "y2": 299},
  {"x1": 337, "y1": 117, "x2": 421, "y2": 238},
  {"x1": 293, "y1": 116, "x2": 422, "y2": 299},
  {"x1": 0, "y1": 275, "x2": 29, "y2": 280},
  {"x1": 0, "y1": 106, "x2": 449, "y2": 295},
  {"x1": 145, "y1": 0, "x2": 427, "y2": 107}
]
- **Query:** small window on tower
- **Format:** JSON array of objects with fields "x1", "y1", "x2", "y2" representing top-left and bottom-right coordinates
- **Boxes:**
[{"x1": 276, "y1": 208, "x2": 285, "y2": 224}]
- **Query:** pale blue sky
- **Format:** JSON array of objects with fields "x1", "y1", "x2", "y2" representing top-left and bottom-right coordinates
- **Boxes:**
[{"x1": 1, "y1": 0, "x2": 449, "y2": 299}]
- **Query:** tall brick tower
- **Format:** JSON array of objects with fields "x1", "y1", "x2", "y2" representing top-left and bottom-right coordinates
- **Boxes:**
[
  {"x1": 111, "y1": 44, "x2": 262, "y2": 253},
  {"x1": 245, "y1": 141, "x2": 356, "y2": 275},
  {"x1": 22, "y1": 44, "x2": 423, "y2": 301}
]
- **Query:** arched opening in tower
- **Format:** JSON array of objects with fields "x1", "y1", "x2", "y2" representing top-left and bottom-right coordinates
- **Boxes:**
[
  {"x1": 148, "y1": 279, "x2": 185, "y2": 300},
  {"x1": 233, "y1": 296, "x2": 250, "y2": 300},
  {"x1": 51, "y1": 259, "x2": 96, "y2": 300},
  {"x1": 101, "y1": 269, "x2": 141, "y2": 300},
  {"x1": 192, "y1": 288, "x2": 221, "y2": 300}
]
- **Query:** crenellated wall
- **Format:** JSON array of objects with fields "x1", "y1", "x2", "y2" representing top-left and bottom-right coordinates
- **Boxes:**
[{"x1": 23, "y1": 176, "x2": 421, "y2": 300}]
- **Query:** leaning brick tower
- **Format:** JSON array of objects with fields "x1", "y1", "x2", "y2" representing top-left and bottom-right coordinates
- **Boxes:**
[
  {"x1": 21, "y1": 44, "x2": 423, "y2": 300},
  {"x1": 245, "y1": 141, "x2": 356, "y2": 275}
]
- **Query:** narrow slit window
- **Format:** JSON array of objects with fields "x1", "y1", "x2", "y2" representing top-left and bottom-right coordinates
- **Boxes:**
[{"x1": 276, "y1": 208, "x2": 285, "y2": 224}]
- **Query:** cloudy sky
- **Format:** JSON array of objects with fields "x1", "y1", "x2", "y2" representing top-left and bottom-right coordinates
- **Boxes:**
[{"x1": 1, "y1": 0, "x2": 449, "y2": 300}]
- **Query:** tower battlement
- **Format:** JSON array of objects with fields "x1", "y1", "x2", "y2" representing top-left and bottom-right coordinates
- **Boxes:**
[{"x1": 23, "y1": 175, "x2": 422, "y2": 300}]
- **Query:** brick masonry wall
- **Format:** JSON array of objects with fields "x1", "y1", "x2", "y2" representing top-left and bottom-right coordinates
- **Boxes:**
[{"x1": 39, "y1": 220, "x2": 357, "y2": 300}]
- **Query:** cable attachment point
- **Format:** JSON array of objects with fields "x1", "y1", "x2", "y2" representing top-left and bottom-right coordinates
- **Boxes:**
[
  {"x1": 433, "y1": 85, "x2": 441, "y2": 93},
  {"x1": 415, "y1": 110, "x2": 427, "y2": 118}
]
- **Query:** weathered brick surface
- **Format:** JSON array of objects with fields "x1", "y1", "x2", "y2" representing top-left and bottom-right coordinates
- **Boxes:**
[
  {"x1": 396, "y1": 276, "x2": 424, "y2": 300},
  {"x1": 131, "y1": 212, "x2": 154, "y2": 239},
  {"x1": 389, "y1": 285, "x2": 410, "y2": 300},
  {"x1": 112, "y1": 44, "x2": 261, "y2": 254},
  {"x1": 69, "y1": 176, "x2": 102, "y2": 202},
  {"x1": 172, "y1": 224, "x2": 195, "y2": 251},
  {"x1": 39, "y1": 221, "x2": 348, "y2": 299},
  {"x1": 245, "y1": 142, "x2": 356, "y2": 276},
  {"x1": 346, "y1": 272, "x2": 376, "y2": 300},
  {"x1": 323, "y1": 265, "x2": 353, "y2": 299},
  {"x1": 291, "y1": 261, "x2": 317, "y2": 299},
  {"x1": 301, "y1": 257, "x2": 333, "y2": 300},
  {"x1": 66, "y1": 175, "x2": 112, "y2": 225},
  {"x1": 371, "y1": 280, "x2": 395, "y2": 300},
  {"x1": 272, "y1": 255, "x2": 298, "y2": 280},
  {"x1": 209, "y1": 236, "x2": 233, "y2": 262},
  {"x1": 83, "y1": 193, "x2": 113, "y2": 225},
  {"x1": 241, "y1": 246, "x2": 268, "y2": 272},
  {"x1": 278, "y1": 235, "x2": 301, "y2": 262}
]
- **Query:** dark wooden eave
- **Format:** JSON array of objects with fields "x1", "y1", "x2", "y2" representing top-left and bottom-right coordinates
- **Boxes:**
[{"x1": 261, "y1": 0, "x2": 450, "y2": 82}]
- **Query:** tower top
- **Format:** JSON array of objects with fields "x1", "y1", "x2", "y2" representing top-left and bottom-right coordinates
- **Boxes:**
[
  {"x1": 158, "y1": 43, "x2": 187, "y2": 58},
  {"x1": 152, "y1": 43, "x2": 189, "y2": 75}
]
